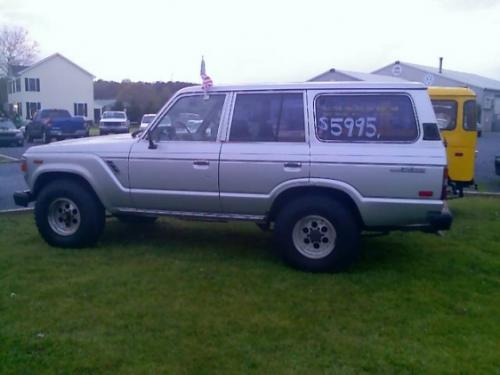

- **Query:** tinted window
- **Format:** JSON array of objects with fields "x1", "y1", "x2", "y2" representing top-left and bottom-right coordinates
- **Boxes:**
[
  {"x1": 153, "y1": 94, "x2": 225, "y2": 142},
  {"x1": 432, "y1": 100, "x2": 457, "y2": 131},
  {"x1": 229, "y1": 93, "x2": 305, "y2": 142},
  {"x1": 463, "y1": 100, "x2": 477, "y2": 131},
  {"x1": 103, "y1": 112, "x2": 126, "y2": 119},
  {"x1": 316, "y1": 95, "x2": 418, "y2": 142}
]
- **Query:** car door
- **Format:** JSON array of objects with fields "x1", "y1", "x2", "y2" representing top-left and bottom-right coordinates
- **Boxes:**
[
  {"x1": 219, "y1": 91, "x2": 310, "y2": 216},
  {"x1": 128, "y1": 93, "x2": 228, "y2": 213}
]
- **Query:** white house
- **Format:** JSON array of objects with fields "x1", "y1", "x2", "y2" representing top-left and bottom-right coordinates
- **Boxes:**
[{"x1": 7, "y1": 53, "x2": 95, "y2": 122}]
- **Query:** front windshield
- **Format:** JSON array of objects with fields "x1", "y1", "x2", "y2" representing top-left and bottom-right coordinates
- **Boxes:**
[
  {"x1": 41, "y1": 110, "x2": 70, "y2": 119},
  {"x1": 0, "y1": 119, "x2": 16, "y2": 130},
  {"x1": 103, "y1": 111, "x2": 126, "y2": 119},
  {"x1": 142, "y1": 115, "x2": 155, "y2": 123}
]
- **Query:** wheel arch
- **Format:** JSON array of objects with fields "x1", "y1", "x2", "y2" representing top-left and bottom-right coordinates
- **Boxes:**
[
  {"x1": 268, "y1": 186, "x2": 365, "y2": 228},
  {"x1": 33, "y1": 172, "x2": 104, "y2": 208}
]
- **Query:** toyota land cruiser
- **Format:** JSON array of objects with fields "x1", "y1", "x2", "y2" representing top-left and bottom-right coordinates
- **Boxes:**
[{"x1": 14, "y1": 82, "x2": 451, "y2": 272}]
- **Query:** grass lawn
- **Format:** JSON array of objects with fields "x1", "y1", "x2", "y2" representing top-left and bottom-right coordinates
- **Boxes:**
[{"x1": 1, "y1": 198, "x2": 499, "y2": 374}]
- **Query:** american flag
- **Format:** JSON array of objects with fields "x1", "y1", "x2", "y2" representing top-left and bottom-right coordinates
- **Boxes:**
[{"x1": 200, "y1": 56, "x2": 213, "y2": 90}]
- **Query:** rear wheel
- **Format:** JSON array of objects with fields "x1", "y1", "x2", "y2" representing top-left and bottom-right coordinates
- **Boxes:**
[
  {"x1": 274, "y1": 196, "x2": 360, "y2": 272},
  {"x1": 35, "y1": 179, "x2": 105, "y2": 247}
]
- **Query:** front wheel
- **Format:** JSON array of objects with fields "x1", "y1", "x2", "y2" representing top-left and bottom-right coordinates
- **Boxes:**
[
  {"x1": 274, "y1": 196, "x2": 360, "y2": 272},
  {"x1": 42, "y1": 130, "x2": 51, "y2": 144},
  {"x1": 35, "y1": 180, "x2": 105, "y2": 247}
]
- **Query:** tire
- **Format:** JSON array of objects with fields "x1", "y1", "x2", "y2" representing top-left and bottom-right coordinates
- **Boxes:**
[
  {"x1": 274, "y1": 196, "x2": 360, "y2": 273},
  {"x1": 35, "y1": 179, "x2": 105, "y2": 248},
  {"x1": 116, "y1": 214, "x2": 158, "y2": 224}
]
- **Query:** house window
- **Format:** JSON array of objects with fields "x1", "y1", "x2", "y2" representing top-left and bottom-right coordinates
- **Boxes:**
[
  {"x1": 25, "y1": 78, "x2": 40, "y2": 92},
  {"x1": 26, "y1": 102, "x2": 41, "y2": 120},
  {"x1": 74, "y1": 103, "x2": 88, "y2": 117},
  {"x1": 15, "y1": 78, "x2": 21, "y2": 92},
  {"x1": 8, "y1": 81, "x2": 12, "y2": 94}
]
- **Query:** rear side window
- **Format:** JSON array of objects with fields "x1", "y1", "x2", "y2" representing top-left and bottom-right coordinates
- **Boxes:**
[
  {"x1": 315, "y1": 95, "x2": 418, "y2": 142},
  {"x1": 463, "y1": 100, "x2": 477, "y2": 131},
  {"x1": 229, "y1": 93, "x2": 305, "y2": 142},
  {"x1": 431, "y1": 100, "x2": 457, "y2": 131}
]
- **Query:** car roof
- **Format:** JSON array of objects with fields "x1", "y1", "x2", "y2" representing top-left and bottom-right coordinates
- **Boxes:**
[
  {"x1": 177, "y1": 81, "x2": 427, "y2": 94},
  {"x1": 427, "y1": 86, "x2": 476, "y2": 97}
]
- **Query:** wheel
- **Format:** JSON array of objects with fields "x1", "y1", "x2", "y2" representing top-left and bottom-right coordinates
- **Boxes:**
[
  {"x1": 116, "y1": 214, "x2": 158, "y2": 224},
  {"x1": 274, "y1": 196, "x2": 360, "y2": 272},
  {"x1": 35, "y1": 179, "x2": 105, "y2": 248}
]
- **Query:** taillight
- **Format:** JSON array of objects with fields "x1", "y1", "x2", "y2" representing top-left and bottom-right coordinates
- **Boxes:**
[
  {"x1": 441, "y1": 167, "x2": 448, "y2": 200},
  {"x1": 20, "y1": 159, "x2": 27, "y2": 173}
]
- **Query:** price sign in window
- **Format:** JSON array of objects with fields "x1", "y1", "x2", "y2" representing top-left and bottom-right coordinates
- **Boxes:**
[{"x1": 315, "y1": 95, "x2": 418, "y2": 142}]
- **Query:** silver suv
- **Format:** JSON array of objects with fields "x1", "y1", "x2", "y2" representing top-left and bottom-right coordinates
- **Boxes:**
[{"x1": 14, "y1": 82, "x2": 452, "y2": 272}]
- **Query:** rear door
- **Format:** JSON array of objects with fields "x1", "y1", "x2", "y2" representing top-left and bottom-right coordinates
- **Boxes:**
[{"x1": 219, "y1": 91, "x2": 310, "y2": 216}]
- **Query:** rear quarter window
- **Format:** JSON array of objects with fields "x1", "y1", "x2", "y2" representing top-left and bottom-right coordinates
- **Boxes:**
[{"x1": 315, "y1": 94, "x2": 418, "y2": 142}]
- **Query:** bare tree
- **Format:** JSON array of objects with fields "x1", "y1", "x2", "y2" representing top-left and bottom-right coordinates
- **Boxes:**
[{"x1": 0, "y1": 26, "x2": 39, "y2": 76}]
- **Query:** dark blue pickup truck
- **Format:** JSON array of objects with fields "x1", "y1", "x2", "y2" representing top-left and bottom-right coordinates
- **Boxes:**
[{"x1": 25, "y1": 109, "x2": 89, "y2": 143}]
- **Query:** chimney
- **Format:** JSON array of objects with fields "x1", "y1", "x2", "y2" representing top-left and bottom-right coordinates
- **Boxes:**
[{"x1": 439, "y1": 57, "x2": 443, "y2": 73}]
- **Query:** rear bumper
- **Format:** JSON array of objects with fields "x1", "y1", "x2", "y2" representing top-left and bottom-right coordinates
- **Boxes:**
[
  {"x1": 427, "y1": 202, "x2": 453, "y2": 231},
  {"x1": 13, "y1": 190, "x2": 34, "y2": 207},
  {"x1": 49, "y1": 129, "x2": 88, "y2": 138}
]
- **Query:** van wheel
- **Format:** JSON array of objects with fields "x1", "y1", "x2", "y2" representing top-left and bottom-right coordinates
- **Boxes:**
[
  {"x1": 35, "y1": 180, "x2": 105, "y2": 248},
  {"x1": 274, "y1": 196, "x2": 360, "y2": 272}
]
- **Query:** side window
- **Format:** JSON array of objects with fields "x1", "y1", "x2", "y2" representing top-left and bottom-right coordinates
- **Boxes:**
[
  {"x1": 315, "y1": 94, "x2": 418, "y2": 142},
  {"x1": 463, "y1": 100, "x2": 477, "y2": 131},
  {"x1": 431, "y1": 100, "x2": 457, "y2": 131},
  {"x1": 153, "y1": 94, "x2": 225, "y2": 142},
  {"x1": 229, "y1": 93, "x2": 305, "y2": 142}
]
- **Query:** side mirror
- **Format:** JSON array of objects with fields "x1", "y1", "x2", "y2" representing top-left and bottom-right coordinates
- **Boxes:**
[
  {"x1": 131, "y1": 129, "x2": 143, "y2": 138},
  {"x1": 148, "y1": 130, "x2": 157, "y2": 149}
]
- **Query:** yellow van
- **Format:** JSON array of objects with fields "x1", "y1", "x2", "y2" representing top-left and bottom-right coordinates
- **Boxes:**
[{"x1": 428, "y1": 87, "x2": 477, "y2": 197}]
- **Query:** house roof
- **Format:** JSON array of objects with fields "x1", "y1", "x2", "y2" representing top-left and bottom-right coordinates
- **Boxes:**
[
  {"x1": 374, "y1": 61, "x2": 500, "y2": 91},
  {"x1": 9, "y1": 64, "x2": 30, "y2": 76},
  {"x1": 14, "y1": 53, "x2": 95, "y2": 78},
  {"x1": 310, "y1": 68, "x2": 406, "y2": 82}
]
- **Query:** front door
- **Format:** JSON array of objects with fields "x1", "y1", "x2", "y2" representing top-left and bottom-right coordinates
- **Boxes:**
[{"x1": 128, "y1": 93, "x2": 227, "y2": 213}]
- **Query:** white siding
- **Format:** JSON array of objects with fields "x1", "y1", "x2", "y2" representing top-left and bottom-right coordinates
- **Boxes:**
[{"x1": 7, "y1": 54, "x2": 94, "y2": 121}]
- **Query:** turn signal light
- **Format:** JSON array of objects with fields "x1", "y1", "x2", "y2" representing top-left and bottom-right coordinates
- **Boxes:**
[{"x1": 20, "y1": 160, "x2": 27, "y2": 173}]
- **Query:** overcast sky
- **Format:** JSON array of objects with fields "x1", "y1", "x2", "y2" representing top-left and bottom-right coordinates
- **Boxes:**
[{"x1": 1, "y1": 0, "x2": 500, "y2": 83}]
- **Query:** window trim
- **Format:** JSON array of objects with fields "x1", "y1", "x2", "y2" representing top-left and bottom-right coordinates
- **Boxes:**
[
  {"x1": 145, "y1": 92, "x2": 229, "y2": 143},
  {"x1": 431, "y1": 99, "x2": 458, "y2": 131},
  {"x1": 462, "y1": 100, "x2": 477, "y2": 132},
  {"x1": 226, "y1": 90, "x2": 308, "y2": 143},
  {"x1": 313, "y1": 92, "x2": 420, "y2": 144}
]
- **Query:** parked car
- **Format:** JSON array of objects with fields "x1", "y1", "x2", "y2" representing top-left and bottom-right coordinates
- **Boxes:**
[
  {"x1": 14, "y1": 82, "x2": 451, "y2": 273},
  {"x1": 99, "y1": 111, "x2": 129, "y2": 135},
  {"x1": 0, "y1": 117, "x2": 24, "y2": 146},
  {"x1": 140, "y1": 114, "x2": 156, "y2": 129},
  {"x1": 25, "y1": 109, "x2": 88, "y2": 144}
]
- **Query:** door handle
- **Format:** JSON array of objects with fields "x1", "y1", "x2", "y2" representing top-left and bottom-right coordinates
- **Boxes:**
[
  {"x1": 284, "y1": 162, "x2": 302, "y2": 168},
  {"x1": 193, "y1": 160, "x2": 210, "y2": 166}
]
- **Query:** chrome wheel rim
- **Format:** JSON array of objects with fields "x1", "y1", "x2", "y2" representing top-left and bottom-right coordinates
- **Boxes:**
[
  {"x1": 47, "y1": 198, "x2": 81, "y2": 236},
  {"x1": 292, "y1": 215, "x2": 336, "y2": 259}
]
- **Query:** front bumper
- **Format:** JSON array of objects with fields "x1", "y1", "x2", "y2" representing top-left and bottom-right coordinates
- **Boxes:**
[
  {"x1": 49, "y1": 129, "x2": 88, "y2": 138},
  {"x1": 13, "y1": 190, "x2": 34, "y2": 207}
]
